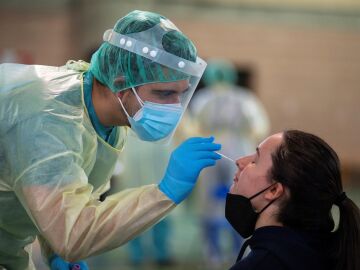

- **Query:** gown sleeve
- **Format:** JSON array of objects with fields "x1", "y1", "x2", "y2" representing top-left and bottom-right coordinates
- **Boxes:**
[{"x1": 6, "y1": 111, "x2": 175, "y2": 262}]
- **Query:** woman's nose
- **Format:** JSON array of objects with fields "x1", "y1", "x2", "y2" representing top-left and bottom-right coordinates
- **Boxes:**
[
  {"x1": 236, "y1": 158, "x2": 245, "y2": 171},
  {"x1": 236, "y1": 156, "x2": 251, "y2": 171}
]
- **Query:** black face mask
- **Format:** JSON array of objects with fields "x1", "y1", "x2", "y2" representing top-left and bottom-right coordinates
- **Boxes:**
[{"x1": 225, "y1": 183, "x2": 277, "y2": 238}]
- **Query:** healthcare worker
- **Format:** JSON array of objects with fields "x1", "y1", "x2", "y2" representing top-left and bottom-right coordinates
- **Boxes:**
[{"x1": 0, "y1": 10, "x2": 221, "y2": 270}]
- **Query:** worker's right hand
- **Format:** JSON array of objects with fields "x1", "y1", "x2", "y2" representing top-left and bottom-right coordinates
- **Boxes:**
[{"x1": 159, "y1": 136, "x2": 221, "y2": 204}]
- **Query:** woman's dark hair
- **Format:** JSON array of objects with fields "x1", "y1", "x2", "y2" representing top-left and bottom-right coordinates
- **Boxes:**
[{"x1": 269, "y1": 130, "x2": 360, "y2": 270}]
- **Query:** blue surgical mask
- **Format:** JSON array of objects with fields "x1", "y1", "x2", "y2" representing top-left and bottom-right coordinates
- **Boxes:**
[{"x1": 117, "y1": 87, "x2": 183, "y2": 141}]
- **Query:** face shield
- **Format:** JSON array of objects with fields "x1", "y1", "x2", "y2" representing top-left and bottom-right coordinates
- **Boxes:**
[{"x1": 102, "y1": 18, "x2": 207, "y2": 143}]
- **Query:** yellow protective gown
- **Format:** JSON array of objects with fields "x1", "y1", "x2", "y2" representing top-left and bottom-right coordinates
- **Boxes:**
[{"x1": 0, "y1": 63, "x2": 175, "y2": 269}]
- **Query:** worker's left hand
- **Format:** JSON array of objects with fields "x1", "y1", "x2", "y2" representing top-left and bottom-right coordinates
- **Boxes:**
[{"x1": 50, "y1": 254, "x2": 89, "y2": 270}]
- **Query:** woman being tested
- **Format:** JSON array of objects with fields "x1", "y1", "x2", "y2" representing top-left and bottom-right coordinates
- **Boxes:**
[
  {"x1": 0, "y1": 10, "x2": 222, "y2": 269},
  {"x1": 226, "y1": 130, "x2": 360, "y2": 270}
]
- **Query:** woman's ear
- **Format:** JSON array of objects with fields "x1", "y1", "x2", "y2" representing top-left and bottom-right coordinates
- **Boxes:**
[{"x1": 264, "y1": 182, "x2": 284, "y2": 201}]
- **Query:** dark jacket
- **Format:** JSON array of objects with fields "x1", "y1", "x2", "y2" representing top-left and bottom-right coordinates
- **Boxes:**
[{"x1": 229, "y1": 226, "x2": 333, "y2": 270}]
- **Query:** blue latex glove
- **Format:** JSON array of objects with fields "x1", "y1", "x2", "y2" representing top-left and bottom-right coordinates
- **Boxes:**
[
  {"x1": 159, "y1": 136, "x2": 221, "y2": 204},
  {"x1": 49, "y1": 255, "x2": 69, "y2": 270},
  {"x1": 50, "y1": 255, "x2": 89, "y2": 270}
]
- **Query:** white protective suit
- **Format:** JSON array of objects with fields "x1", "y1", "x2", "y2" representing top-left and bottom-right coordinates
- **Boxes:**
[
  {"x1": 191, "y1": 84, "x2": 270, "y2": 220},
  {"x1": 0, "y1": 63, "x2": 175, "y2": 269}
]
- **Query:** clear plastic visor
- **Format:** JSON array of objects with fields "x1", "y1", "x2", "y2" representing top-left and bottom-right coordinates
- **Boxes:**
[{"x1": 104, "y1": 25, "x2": 207, "y2": 144}]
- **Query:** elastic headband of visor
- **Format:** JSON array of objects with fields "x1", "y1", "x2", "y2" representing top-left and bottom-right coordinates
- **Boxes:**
[{"x1": 103, "y1": 29, "x2": 207, "y2": 78}]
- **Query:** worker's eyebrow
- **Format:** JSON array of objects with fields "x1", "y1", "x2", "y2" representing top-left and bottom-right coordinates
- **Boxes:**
[{"x1": 151, "y1": 86, "x2": 190, "y2": 97}]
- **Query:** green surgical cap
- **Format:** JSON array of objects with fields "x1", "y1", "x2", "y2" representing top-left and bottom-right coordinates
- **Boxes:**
[
  {"x1": 89, "y1": 10, "x2": 197, "y2": 92},
  {"x1": 203, "y1": 59, "x2": 237, "y2": 87}
]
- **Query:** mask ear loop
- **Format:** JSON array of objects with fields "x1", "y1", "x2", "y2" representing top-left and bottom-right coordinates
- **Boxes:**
[
  {"x1": 117, "y1": 96, "x2": 131, "y2": 119},
  {"x1": 248, "y1": 182, "x2": 277, "y2": 200},
  {"x1": 131, "y1": 87, "x2": 144, "y2": 106},
  {"x1": 248, "y1": 182, "x2": 278, "y2": 213},
  {"x1": 117, "y1": 87, "x2": 144, "y2": 119}
]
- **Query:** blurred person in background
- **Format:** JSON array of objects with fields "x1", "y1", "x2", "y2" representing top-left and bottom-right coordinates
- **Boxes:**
[
  {"x1": 0, "y1": 10, "x2": 222, "y2": 270},
  {"x1": 190, "y1": 59, "x2": 270, "y2": 268},
  {"x1": 114, "y1": 131, "x2": 175, "y2": 267},
  {"x1": 226, "y1": 130, "x2": 360, "y2": 270}
]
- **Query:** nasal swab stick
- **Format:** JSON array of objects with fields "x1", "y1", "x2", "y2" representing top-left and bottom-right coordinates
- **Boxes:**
[{"x1": 216, "y1": 152, "x2": 236, "y2": 163}]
